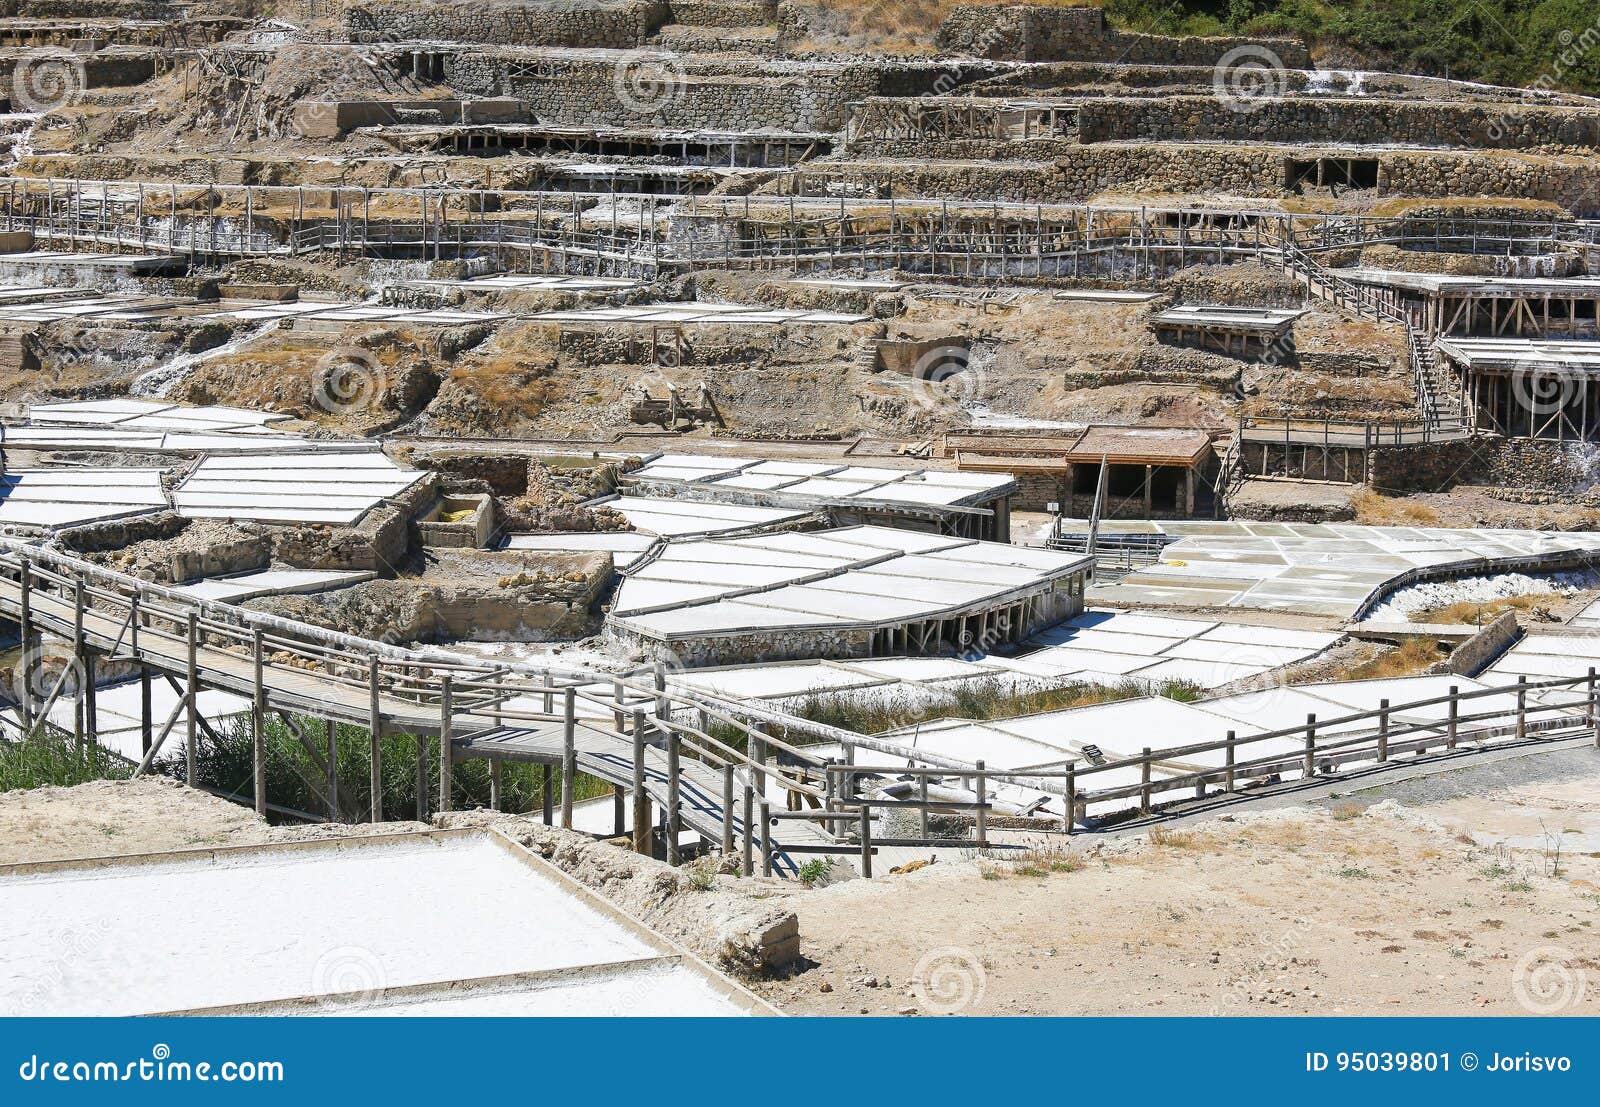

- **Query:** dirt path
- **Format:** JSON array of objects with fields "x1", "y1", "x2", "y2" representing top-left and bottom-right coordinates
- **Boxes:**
[
  {"x1": 0, "y1": 778, "x2": 420, "y2": 866},
  {"x1": 753, "y1": 771, "x2": 1600, "y2": 1017}
]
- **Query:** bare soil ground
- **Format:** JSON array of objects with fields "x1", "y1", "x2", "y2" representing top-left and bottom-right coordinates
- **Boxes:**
[
  {"x1": 754, "y1": 754, "x2": 1600, "y2": 1016},
  {"x1": 7, "y1": 757, "x2": 1594, "y2": 1018},
  {"x1": 0, "y1": 778, "x2": 421, "y2": 866}
]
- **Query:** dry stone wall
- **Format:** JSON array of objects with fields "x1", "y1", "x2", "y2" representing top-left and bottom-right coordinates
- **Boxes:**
[
  {"x1": 449, "y1": 53, "x2": 899, "y2": 132},
  {"x1": 1076, "y1": 97, "x2": 1600, "y2": 152},
  {"x1": 935, "y1": 5, "x2": 1310, "y2": 68},
  {"x1": 345, "y1": 0, "x2": 671, "y2": 47},
  {"x1": 802, "y1": 143, "x2": 1600, "y2": 210}
]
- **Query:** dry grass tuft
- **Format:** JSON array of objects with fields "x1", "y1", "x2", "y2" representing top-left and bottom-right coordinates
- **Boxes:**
[
  {"x1": 1416, "y1": 594, "x2": 1556, "y2": 627},
  {"x1": 1148, "y1": 825, "x2": 1205, "y2": 850},
  {"x1": 1349, "y1": 489, "x2": 1441, "y2": 526},
  {"x1": 1338, "y1": 636, "x2": 1450, "y2": 680}
]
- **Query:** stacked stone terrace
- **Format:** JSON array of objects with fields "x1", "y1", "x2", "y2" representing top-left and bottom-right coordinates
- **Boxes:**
[{"x1": 2, "y1": 0, "x2": 1592, "y2": 214}]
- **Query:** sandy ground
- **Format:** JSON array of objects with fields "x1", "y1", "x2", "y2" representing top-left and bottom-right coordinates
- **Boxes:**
[
  {"x1": 0, "y1": 778, "x2": 422, "y2": 866},
  {"x1": 4, "y1": 754, "x2": 1596, "y2": 1018},
  {"x1": 753, "y1": 750, "x2": 1600, "y2": 1016}
]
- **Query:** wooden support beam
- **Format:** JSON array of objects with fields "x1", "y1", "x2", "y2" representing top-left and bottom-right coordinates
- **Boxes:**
[
  {"x1": 184, "y1": 613, "x2": 198, "y2": 788},
  {"x1": 437, "y1": 674, "x2": 453, "y2": 817},
  {"x1": 251, "y1": 628, "x2": 266, "y2": 816},
  {"x1": 368, "y1": 659, "x2": 383, "y2": 823},
  {"x1": 560, "y1": 686, "x2": 575, "y2": 830},
  {"x1": 631, "y1": 708, "x2": 651, "y2": 856}
]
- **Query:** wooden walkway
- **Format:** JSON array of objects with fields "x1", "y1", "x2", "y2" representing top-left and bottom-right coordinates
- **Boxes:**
[{"x1": 0, "y1": 540, "x2": 841, "y2": 875}]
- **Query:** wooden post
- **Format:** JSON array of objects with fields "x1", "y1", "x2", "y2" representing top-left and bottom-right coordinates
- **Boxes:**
[
  {"x1": 974, "y1": 759, "x2": 988, "y2": 848},
  {"x1": 653, "y1": 662, "x2": 669, "y2": 721},
  {"x1": 184, "y1": 613, "x2": 198, "y2": 788},
  {"x1": 919, "y1": 771, "x2": 931, "y2": 840},
  {"x1": 437, "y1": 674, "x2": 453, "y2": 815},
  {"x1": 721, "y1": 764, "x2": 735, "y2": 856},
  {"x1": 1139, "y1": 747, "x2": 1152, "y2": 815},
  {"x1": 415, "y1": 735, "x2": 428, "y2": 821},
  {"x1": 251, "y1": 629, "x2": 266, "y2": 816},
  {"x1": 488, "y1": 759, "x2": 502, "y2": 812},
  {"x1": 1304, "y1": 714, "x2": 1317, "y2": 777},
  {"x1": 665, "y1": 728, "x2": 682, "y2": 864},
  {"x1": 368, "y1": 658, "x2": 383, "y2": 823},
  {"x1": 758, "y1": 799, "x2": 773, "y2": 877},
  {"x1": 560, "y1": 686, "x2": 575, "y2": 830},
  {"x1": 82, "y1": 651, "x2": 98, "y2": 752},
  {"x1": 1224, "y1": 731, "x2": 1236, "y2": 792},
  {"x1": 631, "y1": 708, "x2": 651, "y2": 856},
  {"x1": 741, "y1": 776, "x2": 754, "y2": 877},
  {"x1": 140, "y1": 660, "x2": 152, "y2": 757},
  {"x1": 542, "y1": 765, "x2": 553, "y2": 825},
  {"x1": 1588, "y1": 669, "x2": 1598, "y2": 748},
  {"x1": 612, "y1": 784, "x2": 625, "y2": 837},
  {"x1": 1377, "y1": 698, "x2": 1390, "y2": 762},
  {"x1": 327, "y1": 718, "x2": 339, "y2": 821},
  {"x1": 72, "y1": 574, "x2": 85, "y2": 748},
  {"x1": 17, "y1": 558, "x2": 31, "y2": 731},
  {"x1": 858, "y1": 802, "x2": 873, "y2": 878},
  {"x1": 1516, "y1": 675, "x2": 1527, "y2": 740},
  {"x1": 1447, "y1": 686, "x2": 1459, "y2": 749}
]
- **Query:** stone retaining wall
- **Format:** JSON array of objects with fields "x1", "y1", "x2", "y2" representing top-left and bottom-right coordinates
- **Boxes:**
[
  {"x1": 1367, "y1": 436, "x2": 1600, "y2": 494},
  {"x1": 935, "y1": 5, "x2": 1309, "y2": 68},
  {"x1": 1076, "y1": 96, "x2": 1600, "y2": 152},
  {"x1": 670, "y1": 0, "x2": 773, "y2": 28},
  {"x1": 449, "y1": 53, "x2": 896, "y2": 132},
  {"x1": 615, "y1": 624, "x2": 875, "y2": 667},
  {"x1": 801, "y1": 145, "x2": 1600, "y2": 209},
  {"x1": 1436, "y1": 611, "x2": 1520, "y2": 677},
  {"x1": 344, "y1": 0, "x2": 671, "y2": 47}
]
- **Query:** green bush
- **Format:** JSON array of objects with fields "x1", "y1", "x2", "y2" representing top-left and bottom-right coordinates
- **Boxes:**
[
  {"x1": 1105, "y1": 1, "x2": 1600, "y2": 94},
  {"x1": 0, "y1": 730, "x2": 127, "y2": 792},
  {"x1": 171, "y1": 714, "x2": 612, "y2": 824}
]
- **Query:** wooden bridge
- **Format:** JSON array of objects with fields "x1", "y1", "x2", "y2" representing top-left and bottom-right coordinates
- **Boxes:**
[
  {"x1": 0, "y1": 537, "x2": 868, "y2": 876},
  {"x1": 5, "y1": 175, "x2": 1595, "y2": 278},
  {"x1": 3, "y1": 535, "x2": 1598, "y2": 874}
]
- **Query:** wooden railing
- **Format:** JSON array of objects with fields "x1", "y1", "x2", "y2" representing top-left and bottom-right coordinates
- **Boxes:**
[
  {"x1": 0, "y1": 537, "x2": 852, "y2": 873},
  {"x1": 4, "y1": 536, "x2": 1596, "y2": 867},
  {"x1": 6, "y1": 175, "x2": 1595, "y2": 273},
  {"x1": 1238, "y1": 414, "x2": 1466, "y2": 449},
  {"x1": 832, "y1": 671, "x2": 1600, "y2": 850}
]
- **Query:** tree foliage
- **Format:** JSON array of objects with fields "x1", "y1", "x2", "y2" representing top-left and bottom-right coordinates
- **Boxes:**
[{"x1": 1105, "y1": 1, "x2": 1600, "y2": 93}]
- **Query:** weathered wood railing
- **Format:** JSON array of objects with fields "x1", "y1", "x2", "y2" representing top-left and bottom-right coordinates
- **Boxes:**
[
  {"x1": 0, "y1": 537, "x2": 848, "y2": 872},
  {"x1": 5, "y1": 536, "x2": 1597, "y2": 871},
  {"x1": 6, "y1": 175, "x2": 1595, "y2": 273},
  {"x1": 829, "y1": 671, "x2": 1600, "y2": 848}
]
